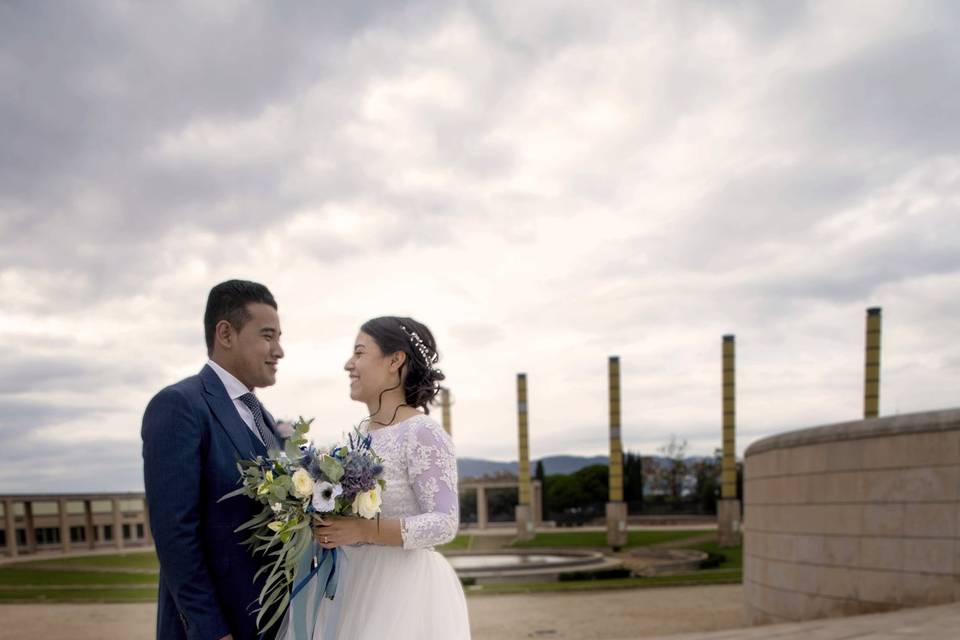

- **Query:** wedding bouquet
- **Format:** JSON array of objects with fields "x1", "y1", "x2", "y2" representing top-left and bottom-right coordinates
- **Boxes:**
[{"x1": 221, "y1": 417, "x2": 385, "y2": 632}]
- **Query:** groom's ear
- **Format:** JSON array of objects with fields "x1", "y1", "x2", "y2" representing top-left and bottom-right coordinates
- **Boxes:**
[{"x1": 214, "y1": 319, "x2": 236, "y2": 351}]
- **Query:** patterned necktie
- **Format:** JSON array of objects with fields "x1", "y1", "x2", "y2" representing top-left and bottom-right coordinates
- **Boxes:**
[{"x1": 238, "y1": 393, "x2": 279, "y2": 451}]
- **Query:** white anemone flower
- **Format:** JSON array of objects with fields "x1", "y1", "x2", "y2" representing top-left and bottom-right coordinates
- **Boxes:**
[{"x1": 312, "y1": 481, "x2": 343, "y2": 513}]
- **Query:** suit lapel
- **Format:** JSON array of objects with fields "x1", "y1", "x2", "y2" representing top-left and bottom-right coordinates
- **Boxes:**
[{"x1": 200, "y1": 365, "x2": 260, "y2": 459}]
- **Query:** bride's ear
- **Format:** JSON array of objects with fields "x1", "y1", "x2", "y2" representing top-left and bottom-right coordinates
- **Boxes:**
[{"x1": 389, "y1": 350, "x2": 407, "y2": 373}]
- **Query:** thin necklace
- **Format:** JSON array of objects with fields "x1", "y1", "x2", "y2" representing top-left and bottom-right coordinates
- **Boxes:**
[{"x1": 365, "y1": 403, "x2": 411, "y2": 428}]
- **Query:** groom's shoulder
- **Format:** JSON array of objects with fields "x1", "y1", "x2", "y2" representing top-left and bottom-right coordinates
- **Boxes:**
[
  {"x1": 160, "y1": 370, "x2": 204, "y2": 396},
  {"x1": 146, "y1": 371, "x2": 205, "y2": 411}
]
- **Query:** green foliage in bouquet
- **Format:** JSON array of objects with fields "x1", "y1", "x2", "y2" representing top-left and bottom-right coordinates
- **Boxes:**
[{"x1": 220, "y1": 417, "x2": 324, "y2": 632}]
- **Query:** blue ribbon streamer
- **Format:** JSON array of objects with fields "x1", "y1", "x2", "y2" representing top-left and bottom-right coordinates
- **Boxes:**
[{"x1": 288, "y1": 543, "x2": 338, "y2": 639}]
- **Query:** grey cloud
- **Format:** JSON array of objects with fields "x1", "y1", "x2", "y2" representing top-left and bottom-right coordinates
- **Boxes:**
[
  {"x1": 0, "y1": 397, "x2": 110, "y2": 429},
  {"x1": 0, "y1": 1, "x2": 453, "y2": 285},
  {"x1": 691, "y1": 168, "x2": 869, "y2": 248},
  {"x1": 776, "y1": 27, "x2": 960, "y2": 158},
  {"x1": 0, "y1": 435, "x2": 143, "y2": 493},
  {"x1": 1, "y1": 352, "x2": 160, "y2": 394}
]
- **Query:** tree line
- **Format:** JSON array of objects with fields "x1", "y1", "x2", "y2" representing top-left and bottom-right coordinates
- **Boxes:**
[{"x1": 459, "y1": 437, "x2": 743, "y2": 525}]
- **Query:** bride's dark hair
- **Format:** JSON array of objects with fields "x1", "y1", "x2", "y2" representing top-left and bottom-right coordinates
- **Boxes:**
[{"x1": 360, "y1": 316, "x2": 445, "y2": 414}]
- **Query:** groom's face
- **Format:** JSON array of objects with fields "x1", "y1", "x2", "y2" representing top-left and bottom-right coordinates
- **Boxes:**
[{"x1": 230, "y1": 302, "x2": 284, "y2": 389}]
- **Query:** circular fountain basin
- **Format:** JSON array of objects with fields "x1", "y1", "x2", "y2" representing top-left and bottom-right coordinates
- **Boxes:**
[
  {"x1": 448, "y1": 553, "x2": 580, "y2": 571},
  {"x1": 444, "y1": 550, "x2": 622, "y2": 584}
]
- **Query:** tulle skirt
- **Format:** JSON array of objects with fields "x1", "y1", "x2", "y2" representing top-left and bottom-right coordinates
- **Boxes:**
[{"x1": 310, "y1": 544, "x2": 470, "y2": 640}]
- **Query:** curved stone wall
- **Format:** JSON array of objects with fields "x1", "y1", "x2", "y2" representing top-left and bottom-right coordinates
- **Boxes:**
[{"x1": 743, "y1": 408, "x2": 960, "y2": 624}]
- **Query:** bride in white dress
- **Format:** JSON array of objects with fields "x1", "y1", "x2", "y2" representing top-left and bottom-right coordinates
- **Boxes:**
[{"x1": 308, "y1": 316, "x2": 471, "y2": 639}]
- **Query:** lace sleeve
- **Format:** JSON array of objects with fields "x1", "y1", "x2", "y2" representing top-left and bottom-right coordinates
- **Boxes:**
[{"x1": 400, "y1": 420, "x2": 460, "y2": 550}]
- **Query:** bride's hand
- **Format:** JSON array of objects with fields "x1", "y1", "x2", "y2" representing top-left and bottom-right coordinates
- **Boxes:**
[{"x1": 313, "y1": 515, "x2": 371, "y2": 548}]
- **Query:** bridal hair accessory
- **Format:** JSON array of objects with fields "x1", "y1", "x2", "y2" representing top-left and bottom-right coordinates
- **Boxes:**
[{"x1": 399, "y1": 323, "x2": 437, "y2": 371}]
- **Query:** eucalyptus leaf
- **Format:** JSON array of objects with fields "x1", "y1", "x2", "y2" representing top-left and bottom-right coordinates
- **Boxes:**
[
  {"x1": 218, "y1": 486, "x2": 248, "y2": 502},
  {"x1": 318, "y1": 456, "x2": 344, "y2": 483}
]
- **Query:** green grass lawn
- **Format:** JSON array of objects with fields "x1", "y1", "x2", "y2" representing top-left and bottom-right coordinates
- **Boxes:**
[
  {"x1": 9, "y1": 551, "x2": 160, "y2": 571},
  {"x1": 0, "y1": 552, "x2": 160, "y2": 602},
  {"x1": 438, "y1": 534, "x2": 472, "y2": 551},
  {"x1": 467, "y1": 569, "x2": 742, "y2": 595},
  {"x1": 0, "y1": 533, "x2": 740, "y2": 602},
  {"x1": 510, "y1": 529, "x2": 706, "y2": 549},
  {"x1": 0, "y1": 568, "x2": 158, "y2": 587},
  {"x1": 0, "y1": 588, "x2": 158, "y2": 602}
]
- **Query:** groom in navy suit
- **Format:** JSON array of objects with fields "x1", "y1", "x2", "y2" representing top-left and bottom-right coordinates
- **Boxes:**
[{"x1": 143, "y1": 280, "x2": 286, "y2": 640}]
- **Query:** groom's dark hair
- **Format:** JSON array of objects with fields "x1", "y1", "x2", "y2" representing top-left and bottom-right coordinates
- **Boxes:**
[{"x1": 204, "y1": 280, "x2": 277, "y2": 355}]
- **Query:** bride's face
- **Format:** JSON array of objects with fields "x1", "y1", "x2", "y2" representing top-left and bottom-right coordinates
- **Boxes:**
[{"x1": 344, "y1": 332, "x2": 403, "y2": 403}]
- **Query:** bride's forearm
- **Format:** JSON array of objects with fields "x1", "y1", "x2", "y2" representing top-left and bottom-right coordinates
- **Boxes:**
[{"x1": 362, "y1": 517, "x2": 404, "y2": 547}]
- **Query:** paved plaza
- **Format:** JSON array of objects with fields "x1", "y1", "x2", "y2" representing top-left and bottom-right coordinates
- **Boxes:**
[
  {"x1": 648, "y1": 600, "x2": 960, "y2": 639},
  {"x1": 2, "y1": 584, "x2": 959, "y2": 639},
  {"x1": 0, "y1": 585, "x2": 745, "y2": 639}
]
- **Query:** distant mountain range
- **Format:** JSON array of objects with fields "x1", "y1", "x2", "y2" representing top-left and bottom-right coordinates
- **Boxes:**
[
  {"x1": 457, "y1": 454, "x2": 718, "y2": 479},
  {"x1": 457, "y1": 455, "x2": 609, "y2": 478}
]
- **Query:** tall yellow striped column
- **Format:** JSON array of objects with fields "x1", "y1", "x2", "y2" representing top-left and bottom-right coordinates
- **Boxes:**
[
  {"x1": 440, "y1": 387, "x2": 452, "y2": 437},
  {"x1": 515, "y1": 373, "x2": 534, "y2": 539},
  {"x1": 722, "y1": 336, "x2": 737, "y2": 500},
  {"x1": 864, "y1": 307, "x2": 882, "y2": 419},
  {"x1": 517, "y1": 374, "x2": 531, "y2": 507},
  {"x1": 718, "y1": 335, "x2": 741, "y2": 547},
  {"x1": 608, "y1": 357, "x2": 623, "y2": 503},
  {"x1": 606, "y1": 356, "x2": 627, "y2": 548}
]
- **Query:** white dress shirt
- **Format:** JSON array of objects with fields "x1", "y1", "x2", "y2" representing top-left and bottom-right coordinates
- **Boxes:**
[{"x1": 206, "y1": 359, "x2": 265, "y2": 445}]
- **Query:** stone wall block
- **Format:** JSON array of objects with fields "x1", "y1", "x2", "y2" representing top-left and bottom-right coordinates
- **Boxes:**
[
  {"x1": 786, "y1": 444, "x2": 829, "y2": 475},
  {"x1": 822, "y1": 535, "x2": 859, "y2": 567},
  {"x1": 820, "y1": 504, "x2": 864, "y2": 536},
  {"x1": 795, "y1": 534, "x2": 824, "y2": 564},
  {"x1": 767, "y1": 533, "x2": 798, "y2": 563},
  {"x1": 818, "y1": 471, "x2": 865, "y2": 503},
  {"x1": 815, "y1": 565, "x2": 859, "y2": 600},
  {"x1": 862, "y1": 503, "x2": 905, "y2": 537},
  {"x1": 856, "y1": 568, "x2": 903, "y2": 604},
  {"x1": 902, "y1": 538, "x2": 954, "y2": 575},
  {"x1": 824, "y1": 440, "x2": 864, "y2": 472},
  {"x1": 792, "y1": 562, "x2": 819, "y2": 595},
  {"x1": 859, "y1": 537, "x2": 904, "y2": 571},
  {"x1": 900, "y1": 573, "x2": 955, "y2": 607},
  {"x1": 904, "y1": 502, "x2": 956, "y2": 538},
  {"x1": 899, "y1": 432, "x2": 960, "y2": 468},
  {"x1": 864, "y1": 467, "x2": 958, "y2": 503}
]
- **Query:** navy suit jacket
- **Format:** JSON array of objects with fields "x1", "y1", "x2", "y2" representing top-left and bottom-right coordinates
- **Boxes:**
[{"x1": 142, "y1": 365, "x2": 282, "y2": 640}]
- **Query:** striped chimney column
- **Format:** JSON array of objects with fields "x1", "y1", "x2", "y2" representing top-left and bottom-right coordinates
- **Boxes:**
[
  {"x1": 515, "y1": 373, "x2": 534, "y2": 539},
  {"x1": 517, "y1": 374, "x2": 531, "y2": 508},
  {"x1": 722, "y1": 335, "x2": 737, "y2": 500},
  {"x1": 608, "y1": 356, "x2": 623, "y2": 503},
  {"x1": 864, "y1": 307, "x2": 882, "y2": 418},
  {"x1": 440, "y1": 387, "x2": 452, "y2": 437},
  {"x1": 606, "y1": 356, "x2": 627, "y2": 548},
  {"x1": 718, "y1": 335, "x2": 742, "y2": 547}
]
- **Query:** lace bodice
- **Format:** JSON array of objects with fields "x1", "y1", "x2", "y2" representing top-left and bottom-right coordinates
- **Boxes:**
[{"x1": 366, "y1": 415, "x2": 459, "y2": 550}]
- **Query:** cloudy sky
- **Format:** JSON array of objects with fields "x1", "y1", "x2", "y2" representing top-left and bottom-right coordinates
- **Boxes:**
[{"x1": 2, "y1": 1, "x2": 958, "y2": 492}]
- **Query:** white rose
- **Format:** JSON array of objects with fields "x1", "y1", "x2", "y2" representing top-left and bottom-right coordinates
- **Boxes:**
[
  {"x1": 291, "y1": 468, "x2": 314, "y2": 499},
  {"x1": 352, "y1": 485, "x2": 382, "y2": 519}
]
